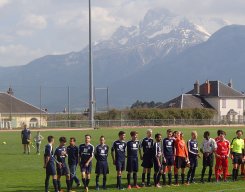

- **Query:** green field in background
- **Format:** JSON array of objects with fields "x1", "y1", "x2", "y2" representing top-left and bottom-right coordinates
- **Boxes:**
[{"x1": 0, "y1": 127, "x2": 245, "y2": 191}]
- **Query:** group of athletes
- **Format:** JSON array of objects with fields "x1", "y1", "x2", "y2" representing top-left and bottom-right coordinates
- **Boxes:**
[{"x1": 43, "y1": 128, "x2": 245, "y2": 192}]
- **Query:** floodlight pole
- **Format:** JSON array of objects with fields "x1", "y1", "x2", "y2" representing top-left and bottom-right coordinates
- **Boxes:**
[{"x1": 88, "y1": 0, "x2": 95, "y2": 128}]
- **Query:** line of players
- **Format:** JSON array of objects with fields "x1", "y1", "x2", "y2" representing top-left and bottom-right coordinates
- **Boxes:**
[{"x1": 43, "y1": 129, "x2": 245, "y2": 192}]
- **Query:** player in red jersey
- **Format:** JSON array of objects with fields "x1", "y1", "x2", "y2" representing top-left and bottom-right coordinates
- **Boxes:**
[
  {"x1": 214, "y1": 130, "x2": 223, "y2": 178},
  {"x1": 215, "y1": 131, "x2": 230, "y2": 182}
]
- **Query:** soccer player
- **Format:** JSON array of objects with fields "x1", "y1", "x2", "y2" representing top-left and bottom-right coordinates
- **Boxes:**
[
  {"x1": 43, "y1": 136, "x2": 58, "y2": 192},
  {"x1": 162, "y1": 129, "x2": 175, "y2": 185},
  {"x1": 174, "y1": 131, "x2": 189, "y2": 185},
  {"x1": 186, "y1": 131, "x2": 200, "y2": 184},
  {"x1": 153, "y1": 133, "x2": 162, "y2": 188},
  {"x1": 215, "y1": 131, "x2": 230, "y2": 182},
  {"x1": 200, "y1": 131, "x2": 217, "y2": 183},
  {"x1": 95, "y1": 136, "x2": 109, "y2": 190},
  {"x1": 111, "y1": 131, "x2": 127, "y2": 190},
  {"x1": 139, "y1": 129, "x2": 154, "y2": 187},
  {"x1": 33, "y1": 131, "x2": 44, "y2": 155},
  {"x1": 79, "y1": 134, "x2": 94, "y2": 192},
  {"x1": 54, "y1": 137, "x2": 72, "y2": 192},
  {"x1": 230, "y1": 130, "x2": 244, "y2": 181},
  {"x1": 126, "y1": 131, "x2": 141, "y2": 189},
  {"x1": 67, "y1": 137, "x2": 80, "y2": 189},
  {"x1": 21, "y1": 124, "x2": 31, "y2": 154}
]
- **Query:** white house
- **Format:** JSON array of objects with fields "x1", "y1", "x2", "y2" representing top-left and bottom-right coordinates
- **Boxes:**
[{"x1": 161, "y1": 80, "x2": 245, "y2": 122}]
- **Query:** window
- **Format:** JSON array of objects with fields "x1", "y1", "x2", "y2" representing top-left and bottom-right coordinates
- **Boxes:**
[
  {"x1": 237, "y1": 99, "x2": 242, "y2": 109},
  {"x1": 222, "y1": 99, "x2": 226, "y2": 108}
]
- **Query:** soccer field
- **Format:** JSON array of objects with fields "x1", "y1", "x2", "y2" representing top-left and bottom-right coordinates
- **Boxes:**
[{"x1": 0, "y1": 127, "x2": 244, "y2": 192}]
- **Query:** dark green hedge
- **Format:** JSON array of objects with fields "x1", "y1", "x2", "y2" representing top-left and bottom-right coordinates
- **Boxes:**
[{"x1": 95, "y1": 108, "x2": 216, "y2": 120}]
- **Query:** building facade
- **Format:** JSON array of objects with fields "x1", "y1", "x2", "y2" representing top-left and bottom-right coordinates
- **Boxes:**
[{"x1": 162, "y1": 80, "x2": 245, "y2": 122}]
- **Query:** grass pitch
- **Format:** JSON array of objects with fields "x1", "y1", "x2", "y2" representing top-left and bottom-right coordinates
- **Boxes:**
[{"x1": 0, "y1": 126, "x2": 245, "y2": 192}]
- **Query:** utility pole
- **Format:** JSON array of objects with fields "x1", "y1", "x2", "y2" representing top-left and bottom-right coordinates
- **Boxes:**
[{"x1": 88, "y1": 0, "x2": 94, "y2": 128}]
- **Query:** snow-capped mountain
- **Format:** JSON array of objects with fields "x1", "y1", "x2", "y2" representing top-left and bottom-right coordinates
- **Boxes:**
[
  {"x1": 92, "y1": 8, "x2": 210, "y2": 66},
  {"x1": 0, "y1": 8, "x2": 214, "y2": 111}
]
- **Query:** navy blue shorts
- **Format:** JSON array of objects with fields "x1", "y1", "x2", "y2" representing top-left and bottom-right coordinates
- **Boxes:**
[
  {"x1": 189, "y1": 156, "x2": 198, "y2": 168},
  {"x1": 153, "y1": 158, "x2": 161, "y2": 173},
  {"x1": 163, "y1": 156, "x2": 174, "y2": 166},
  {"x1": 126, "y1": 157, "x2": 138, "y2": 172},
  {"x1": 46, "y1": 162, "x2": 56, "y2": 176},
  {"x1": 57, "y1": 164, "x2": 70, "y2": 176},
  {"x1": 95, "y1": 161, "x2": 109, "y2": 175},
  {"x1": 115, "y1": 160, "x2": 125, "y2": 172},
  {"x1": 22, "y1": 138, "x2": 30, "y2": 145},
  {"x1": 141, "y1": 154, "x2": 153, "y2": 168},
  {"x1": 80, "y1": 162, "x2": 92, "y2": 174},
  {"x1": 175, "y1": 156, "x2": 187, "y2": 169}
]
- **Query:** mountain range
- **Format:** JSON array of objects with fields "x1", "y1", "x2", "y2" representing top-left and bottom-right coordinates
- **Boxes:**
[{"x1": 0, "y1": 8, "x2": 244, "y2": 112}]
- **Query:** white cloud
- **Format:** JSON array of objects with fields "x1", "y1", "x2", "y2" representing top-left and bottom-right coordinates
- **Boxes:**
[
  {"x1": 0, "y1": 0, "x2": 10, "y2": 8},
  {"x1": 21, "y1": 14, "x2": 47, "y2": 30},
  {"x1": 0, "y1": 44, "x2": 43, "y2": 66}
]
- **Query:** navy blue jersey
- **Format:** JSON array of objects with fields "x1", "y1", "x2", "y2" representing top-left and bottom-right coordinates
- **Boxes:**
[
  {"x1": 21, "y1": 128, "x2": 31, "y2": 139},
  {"x1": 127, "y1": 140, "x2": 140, "y2": 158},
  {"x1": 162, "y1": 138, "x2": 175, "y2": 156},
  {"x1": 95, "y1": 144, "x2": 109, "y2": 161},
  {"x1": 54, "y1": 146, "x2": 67, "y2": 165},
  {"x1": 140, "y1": 137, "x2": 154, "y2": 155},
  {"x1": 153, "y1": 142, "x2": 162, "y2": 158},
  {"x1": 111, "y1": 140, "x2": 127, "y2": 161},
  {"x1": 44, "y1": 144, "x2": 54, "y2": 163},
  {"x1": 187, "y1": 139, "x2": 198, "y2": 157},
  {"x1": 79, "y1": 143, "x2": 94, "y2": 164},
  {"x1": 67, "y1": 145, "x2": 79, "y2": 165}
]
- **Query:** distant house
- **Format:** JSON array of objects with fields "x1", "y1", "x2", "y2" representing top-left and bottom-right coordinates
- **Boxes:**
[
  {"x1": 0, "y1": 89, "x2": 47, "y2": 129},
  {"x1": 161, "y1": 80, "x2": 245, "y2": 122}
]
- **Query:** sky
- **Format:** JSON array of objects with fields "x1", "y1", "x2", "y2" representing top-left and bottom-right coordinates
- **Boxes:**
[{"x1": 0, "y1": 0, "x2": 245, "y2": 67}]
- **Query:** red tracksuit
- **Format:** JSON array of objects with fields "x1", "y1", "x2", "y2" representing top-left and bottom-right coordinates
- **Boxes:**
[{"x1": 215, "y1": 139, "x2": 230, "y2": 181}]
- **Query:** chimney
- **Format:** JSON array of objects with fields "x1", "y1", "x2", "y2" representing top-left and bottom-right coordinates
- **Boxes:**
[
  {"x1": 7, "y1": 87, "x2": 14, "y2": 96},
  {"x1": 194, "y1": 80, "x2": 200, "y2": 94},
  {"x1": 228, "y1": 79, "x2": 232, "y2": 88},
  {"x1": 204, "y1": 80, "x2": 211, "y2": 95}
]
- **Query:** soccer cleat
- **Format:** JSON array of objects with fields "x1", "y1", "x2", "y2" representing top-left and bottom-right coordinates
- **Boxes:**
[
  {"x1": 76, "y1": 183, "x2": 81, "y2": 188},
  {"x1": 85, "y1": 187, "x2": 89, "y2": 192},
  {"x1": 127, "y1": 185, "x2": 131, "y2": 189},
  {"x1": 119, "y1": 187, "x2": 125, "y2": 190},
  {"x1": 95, "y1": 186, "x2": 99, "y2": 191},
  {"x1": 155, "y1": 184, "x2": 162, "y2": 188},
  {"x1": 132, "y1": 185, "x2": 141, "y2": 189},
  {"x1": 146, "y1": 183, "x2": 151, "y2": 187},
  {"x1": 185, "y1": 182, "x2": 190, "y2": 185},
  {"x1": 141, "y1": 183, "x2": 145, "y2": 187}
]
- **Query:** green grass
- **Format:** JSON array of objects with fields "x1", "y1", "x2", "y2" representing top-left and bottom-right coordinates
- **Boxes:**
[{"x1": 0, "y1": 127, "x2": 245, "y2": 192}]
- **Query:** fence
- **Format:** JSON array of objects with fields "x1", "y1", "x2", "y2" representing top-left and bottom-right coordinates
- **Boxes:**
[
  {"x1": 1, "y1": 119, "x2": 244, "y2": 129},
  {"x1": 46, "y1": 119, "x2": 245, "y2": 129}
]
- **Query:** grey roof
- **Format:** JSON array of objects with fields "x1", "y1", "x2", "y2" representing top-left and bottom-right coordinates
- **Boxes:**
[
  {"x1": 161, "y1": 94, "x2": 213, "y2": 109},
  {"x1": 0, "y1": 93, "x2": 46, "y2": 114},
  {"x1": 188, "y1": 81, "x2": 244, "y2": 97},
  {"x1": 162, "y1": 80, "x2": 244, "y2": 109}
]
